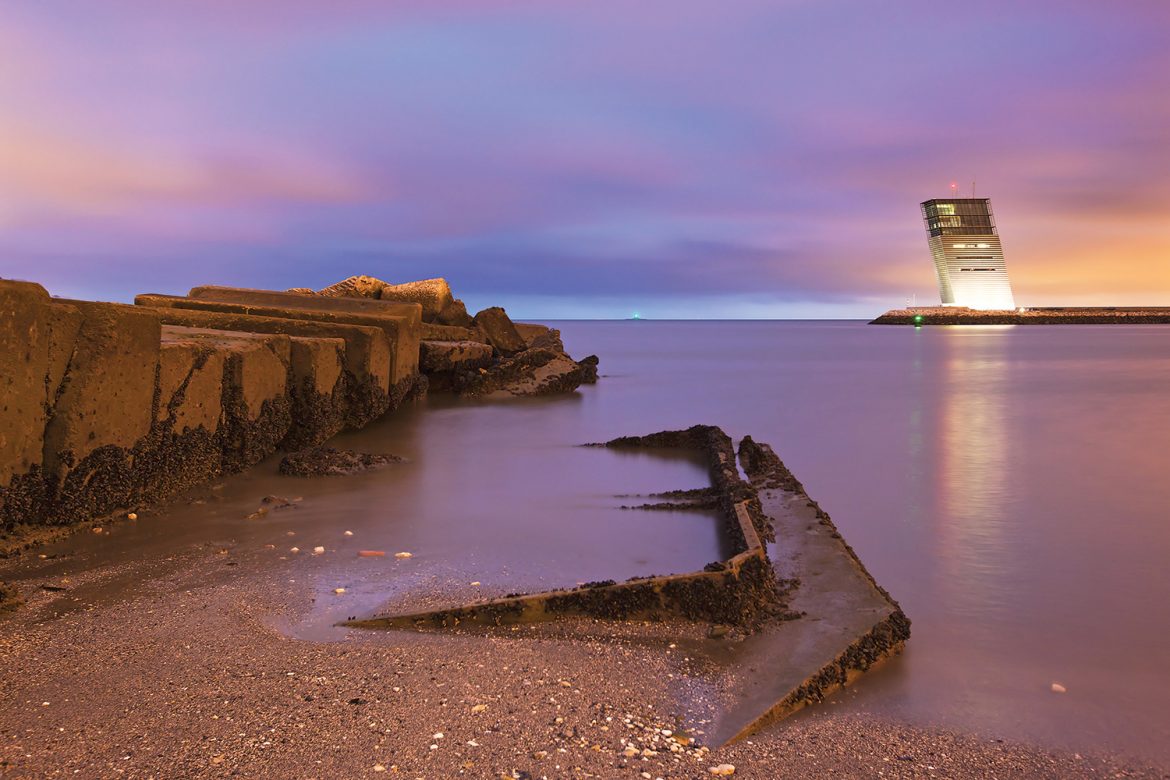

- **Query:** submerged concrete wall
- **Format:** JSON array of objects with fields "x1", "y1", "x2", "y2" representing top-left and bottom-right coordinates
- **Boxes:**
[{"x1": 0, "y1": 280, "x2": 424, "y2": 535}]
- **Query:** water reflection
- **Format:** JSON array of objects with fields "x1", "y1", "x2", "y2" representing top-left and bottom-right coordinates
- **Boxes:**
[{"x1": 935, "y1": 328, "x2": 1017, "y2": 622}]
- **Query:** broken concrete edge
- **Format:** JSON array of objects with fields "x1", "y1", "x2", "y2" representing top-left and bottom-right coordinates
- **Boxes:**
[
  {"x1": 738, "y1": 436, "x2": 907, "y2": 610},
  {"x1": 734, "y1": 502, "x2": 763, "y2": 554},
  {"x1": 137, "y1": 292, "x2": 420, "y2": 386},
  {"x1": 601, "y1": 425, "x2": 773, "y2": 548},
  {"x1": 720, "y1": 609, "x2": 912, "y2": 745}
]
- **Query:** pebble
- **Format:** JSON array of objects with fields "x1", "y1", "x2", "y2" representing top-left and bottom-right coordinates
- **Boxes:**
[
  {"x1": 290, "y1": 547, "x2": 300, "y2": 554},
  {"x1": 373, "y1": 764, "x2": 386, "y2": 773},
  {"x1": 709, "y1": 764, "x2": 735, "y2": 776},
  {"x1": 471, "y1": 704, "x2": 488, "y2": 714},
  {"x1": 358, "y1": 551, "x2": 386, "y2": 558},
  {"x1": 344, "y1": 530, "x2": 353, "y2": 536},
  {"x1": 333, "y1": 588, "x2": 346, "y2": 595},
  {"x1": 471, "y1": 581, "x2": 481, "y2": 586},
  {"x1": 312, "y1": 547, "x2": 325, "y2": 555},
  {"x1": 1051, "y1": 682, "x2": 1067, "y2": 694},
  {"x1": 127, "y1": 512, "x2": 137, "y2": 520},
  {"x1": 394, "y1": 552, "x2": 413, "y2": 559}
]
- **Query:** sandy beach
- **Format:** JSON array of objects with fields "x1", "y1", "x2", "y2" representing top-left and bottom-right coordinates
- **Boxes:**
[{"x1": 1, "y1": 532, "x2": 1162, "y2": 779}]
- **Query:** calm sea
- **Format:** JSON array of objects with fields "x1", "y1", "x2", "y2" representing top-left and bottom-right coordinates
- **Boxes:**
[{"x1": 30, "y1": 320, "x2": 1170, "y2": 763}]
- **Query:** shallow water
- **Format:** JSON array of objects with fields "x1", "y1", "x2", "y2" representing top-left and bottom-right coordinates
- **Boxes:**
[
  {"x1": 13, "y1": 320, "x2": 1170, "y2": 763},
  {"x1": 549, "y1": 320, "x2": 1170, "y2": 764}
]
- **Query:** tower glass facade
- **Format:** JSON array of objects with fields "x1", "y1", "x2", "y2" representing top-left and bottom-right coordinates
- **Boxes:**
[{"x1": 921, "y1": 198, "x2": 1015, "y2": 310}]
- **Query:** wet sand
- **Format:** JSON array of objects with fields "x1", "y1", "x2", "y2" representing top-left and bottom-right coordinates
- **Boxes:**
[{"x1": 0, "y1": 537, "x2": 1162, "y2": 779}]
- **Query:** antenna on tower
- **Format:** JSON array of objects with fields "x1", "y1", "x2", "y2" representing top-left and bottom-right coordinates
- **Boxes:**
[
  {"x1": 972, "y1": 178, "x2": 977, "y2": 198},
  {"x1": 950, "y1": 181, "x2": 958, "y2": 198}
]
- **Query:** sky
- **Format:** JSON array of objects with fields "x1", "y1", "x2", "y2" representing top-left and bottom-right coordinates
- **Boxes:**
[{"x1": 1, "y1": 1, "x2": 1168, "y2": 318}]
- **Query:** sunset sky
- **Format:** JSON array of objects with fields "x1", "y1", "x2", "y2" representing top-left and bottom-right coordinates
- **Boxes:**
[{"x1": 2, "y1": 1, "x2": 1168, "y2": 318}]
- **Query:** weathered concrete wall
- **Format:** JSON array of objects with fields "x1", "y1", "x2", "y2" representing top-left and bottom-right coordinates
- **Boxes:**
[
  {"x1": 131, "y1": 302, "x2": 396, "y2": 428},
  {"x1": 145, "y1": 289, "x2": 420, "y2": 386},
  {"x1": 0, "y1": 282, "x2": 81, "y2": 528},
  {"x1": 3, "y1": 275, "x2": 594, "y2": 540},
  {"x1": 1, "y1": 280, "x2": 421, "y2": 535},
  {"x1": 41, "y1": 300, "x2": 162, "y2": 523}
]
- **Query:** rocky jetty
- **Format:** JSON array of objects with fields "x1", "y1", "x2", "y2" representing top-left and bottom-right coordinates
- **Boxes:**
[
  {"x1": 0, "y1": 275, "x2": 597, "y2": 542},
  {"x1": 309, "y1": 275, "x2": 598, "y2": 398}
]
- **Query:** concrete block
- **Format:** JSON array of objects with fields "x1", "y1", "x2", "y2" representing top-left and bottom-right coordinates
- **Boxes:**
[
  {"x1": 0, "y1": 282, "x2": 81, "y2": 527},
  {"x1": 132, "y1": 302, "x2": 393, "y2": 427},
  {"x1": 1, "y1": 281, "x2": 55, "y2": 486},
  {"x1": 40, "y1": 300, "x2": 161, "y2": 522},
  {"x1": 147, "y1": 290, "x2": 420, "y2": 386},
  {"x1": 473, "y1": 306, "x2": 526, "y2": 355},
  {"x1": 286, "y1": 336, "x2": 347, "y2": 449},
  {"x1": 436, "y1": 298, "x2": 475, "y2": 328},
  {"x1": 514, "y1": 323, "x2": 564, "y2": 352},
  {"x1": 376, "y1": 278, "x2": 454, "y2": 322},
  {"x1": 315, "y1": 275, "x2": 385, "y2": 298},
  {"x1": 157, "y1": 333, "x2": 225, "y2": 434},
  {"x1": 166, "y1": 327, "x2": 292, "y2": 471},
  {"x1": 290, "y1": 336, "x2": 343, "y2": 397}
]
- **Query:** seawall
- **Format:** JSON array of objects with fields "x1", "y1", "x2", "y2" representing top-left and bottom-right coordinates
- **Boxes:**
[
  {"x1": 871, "y1": 306, "x2": 1170, "y2": 325},
  {"x1": 1, "y1": 278, "x2": 593, "y2": 548}
]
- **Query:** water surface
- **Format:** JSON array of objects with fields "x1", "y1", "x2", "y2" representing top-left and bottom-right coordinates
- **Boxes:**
[{"x1": 18, "y1": 320, "x2": 1170, "y2": 763}]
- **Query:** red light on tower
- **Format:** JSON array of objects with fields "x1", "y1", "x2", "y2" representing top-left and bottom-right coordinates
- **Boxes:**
[{"x1": 950, "y1": 181, "x2": 958, "y2": 196}]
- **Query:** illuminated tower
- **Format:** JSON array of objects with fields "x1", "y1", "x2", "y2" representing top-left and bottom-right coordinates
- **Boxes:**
[{"x1": 920, "y1": 198, "x2": 1015, "y2": 310}]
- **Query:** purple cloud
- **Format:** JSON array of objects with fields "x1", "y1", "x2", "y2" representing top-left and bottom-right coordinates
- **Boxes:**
[{"x1": 2, "y1": 1, "x2": 1168, "y2": 315}]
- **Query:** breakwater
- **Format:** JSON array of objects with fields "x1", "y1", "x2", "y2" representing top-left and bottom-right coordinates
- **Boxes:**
[
  {"x1": 871, "y1": 306, "x2": 1170, "y2": 325},
  {"x1": 0, "y1": 276, "x2": 595, "y2": 545}
]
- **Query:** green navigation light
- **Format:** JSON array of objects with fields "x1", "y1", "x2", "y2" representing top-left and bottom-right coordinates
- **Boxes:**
[{"x1": 913, "y1": 314, "x2": 924, "y2": 327}]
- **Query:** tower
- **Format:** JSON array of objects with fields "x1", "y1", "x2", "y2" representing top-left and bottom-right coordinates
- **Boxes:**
[{"x1": 920, "y1": 198, "x2": 1015, "y2": 310}]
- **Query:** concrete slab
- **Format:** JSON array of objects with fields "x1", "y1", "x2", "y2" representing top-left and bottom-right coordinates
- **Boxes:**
[
  {"x1": 157, "y1": 335, "x2": 225, "y2": 434},
  {"x1": 39, "y1": 300, "x2": 161, "y2": 522},
  {"x1": 0, "y1": 281, "x2": 57, "y2": 486},
  {"x1": 473, "y1": 306, "x2": 526, "y2": 355},
  {"x1": 703, "y1": 440, "x2": 910, "y2": 745},
  {"x1": 0, "y1": 282, "x2": 81, "y2": 528},
  {"x1": 133, "y1": 304, "x2": 393, "y2": 427},
  {"x1": 375, "y1": 278, "x2": 454, "y2": 321},
  {"x1": 187, "y1": 285, "x2": 420, "y2": 322},
  {"x1": 140, "y1": 292, "x2": 419, "y2": 386},
  {"x1": 286, "y1": 336, "x2": 347, "y2": 449},
  {"x1": 164, "y1": 327, "x2": 292, "y2": 471}
]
